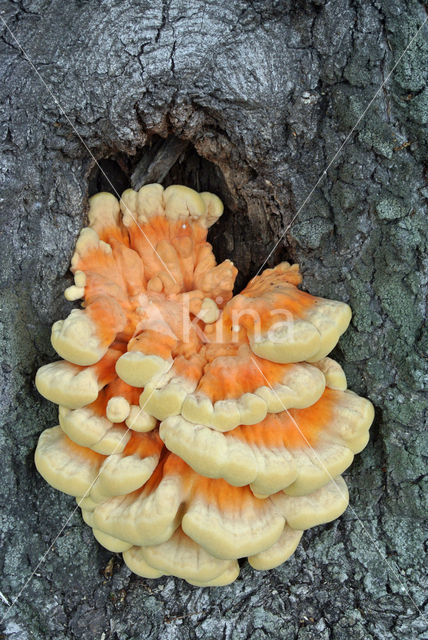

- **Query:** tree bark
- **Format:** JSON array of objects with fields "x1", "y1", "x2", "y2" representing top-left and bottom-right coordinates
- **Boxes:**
[{"x1": 0, "y1": 1, "x2": 427, "y2": 638}]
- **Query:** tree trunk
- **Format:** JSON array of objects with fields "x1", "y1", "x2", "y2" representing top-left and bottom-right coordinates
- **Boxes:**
[{"x1": 0, "y1": 0, "x2": 426, "y2": 638}]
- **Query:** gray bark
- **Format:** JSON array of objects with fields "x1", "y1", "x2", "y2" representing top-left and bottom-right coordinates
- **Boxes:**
[{"x1": 0, "y1": 0, "x2": 427, "y2": 639}]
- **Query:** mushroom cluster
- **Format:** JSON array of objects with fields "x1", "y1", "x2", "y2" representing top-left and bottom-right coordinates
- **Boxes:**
[{"x1": 35, "y1": 184, "x2": 374, "y2": 586}]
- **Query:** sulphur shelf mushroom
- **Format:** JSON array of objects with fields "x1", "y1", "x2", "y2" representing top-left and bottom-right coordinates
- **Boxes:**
[{"x1": 35, "y1": 183, "x2": 374, "y2": 586}]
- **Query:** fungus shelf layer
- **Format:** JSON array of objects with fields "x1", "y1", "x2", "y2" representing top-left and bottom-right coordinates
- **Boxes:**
[{"x1": 35, "y1": 184, "x2": 374, "y2": 586}]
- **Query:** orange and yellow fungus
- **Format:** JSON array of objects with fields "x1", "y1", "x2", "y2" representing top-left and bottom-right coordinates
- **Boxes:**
[{"x1": 35, "y1": 184, "x2": 374, "y2": 586}]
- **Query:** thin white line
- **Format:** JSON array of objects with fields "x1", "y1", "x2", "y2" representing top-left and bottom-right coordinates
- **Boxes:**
[
  {"x1": 255, "y1": 15, "x2": 428, "y2": 278},
  {"x1": 0, "y1": 387, "x2": 158, "y2": 623},
  {"x1": 249, "y1": 354, "x2": 426, "y2": 619},
  {"x1": 0, "y1": 14, "x2": 177, "y2": 285}
]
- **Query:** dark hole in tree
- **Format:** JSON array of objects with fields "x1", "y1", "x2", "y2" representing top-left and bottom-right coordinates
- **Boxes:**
[{"x1": 88, "y1": 135, "x2": 286, "y2": 290}]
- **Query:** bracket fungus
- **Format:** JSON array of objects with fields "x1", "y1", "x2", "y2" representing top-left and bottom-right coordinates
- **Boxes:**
[{"x1": 35, "y1": 183, "x2": 374, "y2": 586}]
